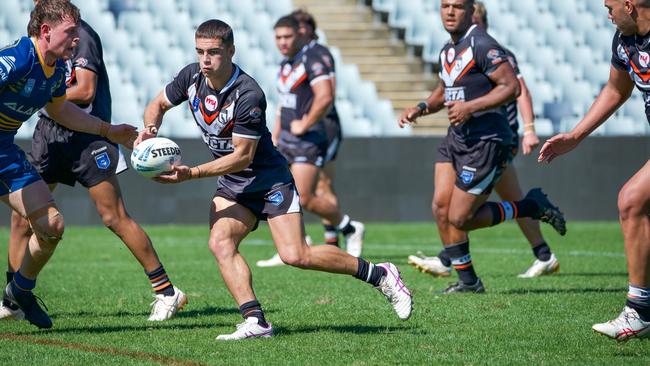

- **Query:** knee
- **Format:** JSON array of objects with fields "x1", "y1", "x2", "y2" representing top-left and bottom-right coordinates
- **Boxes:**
[
  {"x1": 11, "y1": 211, "x2": 33, "y2": 236},
  {"x1": 208, "y1": 237, "x2": 236, "y2": 262},
  {"x1": 618, "y1": 187, "x2": 645, "y2": 220},
  {"x1": 278, "y1": 250, "x2": 310, "y2": 269},
  {"x1": 32, "y1": 212, "x2": 65, "y2": 246},
  {"x1": 432, "y1": 199, "x2": 449, "y2": 223},
  {"x1": 448, "y1": 210, "x2": 472, "y2": 230},
  {"x1": 299, "y1": 192, "x2": 315, "y2": 210}
]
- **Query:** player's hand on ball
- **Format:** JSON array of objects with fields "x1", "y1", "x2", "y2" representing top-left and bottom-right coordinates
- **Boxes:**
[
  {"x1": 521, "y1": 132, "x2": 540, "y2": 155},
  {"x1": 398, "y1": 107, "x2": 420, "y2": 128},
  {"x1": 153, "y1": 165, "x2": 191, "y2": 184},
  {"x1": 133, "y1": 125, "x2": 158, "y2": 148},
  {"x1": 445, "y1": 101, "x2": 472, "y2": 126},
  {"x1": 107, "y1": 124, "x2": 138, "y2": 147}
]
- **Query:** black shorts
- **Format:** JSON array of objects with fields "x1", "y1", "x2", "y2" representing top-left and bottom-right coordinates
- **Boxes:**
[
  {"x1": 27, "y1": 116, "x2": 127, "y2": 188},
  {"x1": 324, "y1": 118, "x2": 342, "y2": 163},
  {"x1": 277, "y1": 134, "x2": 327, "y2": 167},
  {"x1": 507, "y1": 128, "x2": 519, "y2": 163},
  {"x1": 214, "y1": 181, "x2": 302, "y2": 229},
  {"x1": 436, "y1": 134, "x2": 509, "y2": 196}
]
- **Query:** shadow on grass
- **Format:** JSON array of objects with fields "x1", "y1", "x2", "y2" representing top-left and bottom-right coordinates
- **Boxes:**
[
  {"x1": 15, "y1": 321, "x2": 224, "y2": 336},
  {"x1": 274, "y1": 324, "x2": 417, "y2": 336},
  {"x1": 496, "y1": 287, "x2": 626, "y2": 295},
  {"x1": 554, "y1": 272, "x2": 628, "y2": 278}
]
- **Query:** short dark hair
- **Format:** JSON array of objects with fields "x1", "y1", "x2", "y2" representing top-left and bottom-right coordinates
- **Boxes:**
[
  {"x1": 637, "y1": 0, "x2": 650, "y2": 8},
  {"x1": 291, "y1": 9, "x2": 318, "y2": 39},
  {"x1": 28, "y1": 0, "x2": 80, "y2": 37},
  {"x1": 195, "y1": 19, "x2": 234, "y2": 46},
  {"x1": 274, "y1": 15, "x2": 299, "y2": 31}
]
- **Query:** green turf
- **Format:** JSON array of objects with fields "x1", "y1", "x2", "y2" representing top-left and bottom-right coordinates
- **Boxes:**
[{"x1": 0, "y1": 222, "x2": 648, "y2": 365}]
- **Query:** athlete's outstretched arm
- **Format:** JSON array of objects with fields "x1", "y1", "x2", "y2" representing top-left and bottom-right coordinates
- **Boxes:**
[
  {"x1": 398, "y1": 82, "x2": 445, "y2": 127},
  {"x1": 136, "y1": 90, "x2": 175, "y2": 146},
  {"x1": 538, "y1": 65, "x2": 634, "y2": 163},
  {"x1": 154, "y1": 135, "x2": 258, "y2": 184},
  {"x1": 45, "y1": 100, "x2": 136, "y2": 146},
  {"x1": 446, "y1": 62, "x2": 520, "y2": 126}
]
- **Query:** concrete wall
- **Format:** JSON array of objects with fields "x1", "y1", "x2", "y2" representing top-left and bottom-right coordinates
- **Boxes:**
[{"x1": 2, "y1": 136, "x2": 648, "y2": 225}]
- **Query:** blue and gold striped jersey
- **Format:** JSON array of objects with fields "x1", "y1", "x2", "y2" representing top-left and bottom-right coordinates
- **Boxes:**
[{"x1": 0, "y1": 36, "x2": 67, "y2": 144}]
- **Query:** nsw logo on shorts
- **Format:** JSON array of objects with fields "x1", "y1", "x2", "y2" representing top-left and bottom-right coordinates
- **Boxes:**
[
  {"x1": 460, "y1": 166, "x2": 476, "y2": 185},
  {"x1": 95, "y1": 152, "x2": 111, "y2": 170},
  {"x1": 268, "y1": 191, "x2": 284, "y2": 207}
]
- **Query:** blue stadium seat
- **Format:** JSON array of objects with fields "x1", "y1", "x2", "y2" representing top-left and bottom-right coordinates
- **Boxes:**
[
  {"x1": 622, "y1": 95, "x2": 647, "y2": 123},
  {"x1": 261, "y1": 0, "x2": 293, "y2": 21},
  {"x1": 168, "y1": 107, "x2": 201, "y2": 138},
  {"x1": 336, "y1": 64, "x2": 362, "y2": 107},
  {"x1": 565, "y1": 46, "x2": 600, "y2": 73},
  {"x1": 0, "y1": 30, "x2": 16, "y2": 48},
  {"x1": 507, "y1": 29, "x2": 539, "y2": 58},
  {"x1": 75, "y1": 0, "x2": 106, "y2": 18},
  {"x1": 158, "y1": 47, "x2": 190, "y2": 77},
  {"x1": 566, "y1": 13, "x2": 598, "y2": 38},
  {"x1": 82, "y1": 11, "x2": 116, "y2": 40},
  {"x1": 491, "y1": 12, "x2": 520, "y2": 36},
  {"x1": 108, "y1": 0, "x2": 143, "y2": 17},
  {"x1": 404, "y1": 12, "x2": 435, "y2": 47},
  {"x1": 4, "y1": 10, "x2": 30, "y2": 36},
  {"x1": 422, "y1": 30, "x2": 450, "y2": 64},
  {"x1": 101, "y1": 29, "x2": 132, "y2": 55},
  {"x1": 118, "y1": 11, "x2": 157, "y2": 36},
  {"x1": 548, "y1": 1, "x2": 580, "y2": 20},
  {"x1": 140, "y1": 29, "x2": 173, "y2": 57},
  {"x1": 507, "y1": 0, "x2": 539, "y2": 19},
  {"x1": 372, "y1": 0, "x2": 398, "y2": 14},
  {"x1": 604, "y1": 117, "x2": 644, "y2": 135},
  {"x1": 534, "y1": 118, "x2": 554, "y2": 136},
  {"x1": 526, "y1": 11, "x2": 560, "y2": 36},
  {"x1": 388, "y1": 0, "x2": 421, "y2": 30},
  {"x1": 545, "y1": 28, "x2": 579, "y2": 57},
  {"x1": 562, "y1": 81, "x2": 594, "y2": 115},
  {"x1": 543, "y1": 101, "x2": 573, "y2": 132},
  {"x1": 585, "y1": 28, "x2": 615, "y2": 60}
]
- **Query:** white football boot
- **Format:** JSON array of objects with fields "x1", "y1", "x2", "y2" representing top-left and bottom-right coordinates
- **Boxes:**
[
  {"x1": 256, "y1": 236, "x2": 312, "y2": 267},
  {"x1": 0, "y1": 300, "x2": 24, "y2": 320},
  {"x1": 216, "y1": 317, "x2": 273, "y2": 341},
  {"x1": 375, "y1": 263, "x2": 413, "y2": 320},
  {"x1": 344, "y1": 221, "x2": 365, "y2": 257},
  {"x1": 592, "y1": 306, "x2": 650, "y2": 341},
  {"x1": 518, "y1": 253, "x2": 560, "y2": 278},
  {"x1": 407, "y1": 252, "x2": 451, "y2": 277},
  {"x1": 148, "y1": 286, "x2": 187, "y2": 321}
]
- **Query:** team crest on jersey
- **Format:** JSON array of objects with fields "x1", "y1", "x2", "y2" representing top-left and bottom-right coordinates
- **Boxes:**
[
  {"x1": 204, "y1": 95, "x2": 218, "y2": 112},
  {"x1": 249, "y1": 106, "x2": 262, "y2": 119},
  {"x1": 640, "y1": 52, "x2": 650, "y2": 68},
  {"x1": 192, "y1": 96, "x2": 200, "y2": 111},
  {"x1": 95, "y1": 152, "x2": 111, "y2": 170},
  {"x1": 268, "y1": 191, "x2": 284, "y2": 206},
  {"x1": 447, "y1": 48, "x2": 456, "y2": 63}
]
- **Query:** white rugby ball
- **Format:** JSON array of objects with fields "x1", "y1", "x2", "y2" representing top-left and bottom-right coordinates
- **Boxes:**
[{"x1": 131, "y1": 137, "x2": 182, "y2": 178}]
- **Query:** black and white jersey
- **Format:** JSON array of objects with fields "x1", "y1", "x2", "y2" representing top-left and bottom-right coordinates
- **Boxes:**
[
  {"x1": 276, "y1": 44, "x2": 330, "y2": 144},
  {"x1": 438, "y1": 25, "x2": 513, "y2": 142},
  {"x1": 165, "y1": 63, "x2": 292, "y2": 193},
  {"x1": 503, "y1": 48, "x2": 521, "y2": 133},
  {"x1": 611, "y1": 30, "x2": 650, "y2": 123},
  {"x1": 308, "y1": 41, "x2": 342, "y2": 138},
  {"x1": 41, "y1": 20, "x2": 111, "y2": 123}
]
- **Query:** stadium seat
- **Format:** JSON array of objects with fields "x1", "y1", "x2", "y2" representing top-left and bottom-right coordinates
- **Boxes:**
[
  {"x1": 4, "y1": 10, "x2": 30, "y2": 36},
  {"x1": 404, "y1": 12, "x2": 435, "y2": 47},
  {"x1": 82, "y1": 11, "x2": 116, "y2": 40},
  {"x1": 372, "y1": 0, "x2": 398, "y2": 14},
  {"x1": 168, "y1": 107, "x2": 201, "y2": 138},
  {"x1": 507, "y1": 0, "x2": 539, "y2": 19},
  {"x1": 0, "y1": 30, "x2": 15, "y2": 48},
  {"x1": 534, "y1": 118, "x2": 554, "y2": 136},
  {"x1": 388, "y1": 0, "x2": 422, "y2": 30},
  {"x1": 565, "y1": 46, "x2": 600, "y2": 74},
  {"x1": 491, "y1": 12, "x2": 520, "y2": 36},
  {"x1": 562, "y1": 81, "x2": 594, "y2": 115},
  {"x1": 583, "y1": 62, "x2": 610, "y2": 90},
  {"x1": 548, "y1": 1, "x2": 580, "y2": 20},
  {"x1": 585, "y1": 28, "x2": 615, "y2": 60},
  {"x1": 604, "y1": 117, "x2": 644, "y2": 135},
  {"x1": 261, "y1": 0, "x2": 293, "y2": 21},
  {"x1": 566, "y1": 13, "x2": 598, "y2": 38},
  {"x1": 75, "y1": 0, "x2": 106, "y2": 18},
  {"x1": 622, "y1": 96, "x2": 647, "y2": 123},
  {"x1": 543, "y1": 101, "x2": 573, "y2": 132},
  {"x1": 140, "y1": 29, "x2": 173, "y2": 57},
  {"x1": 118, "y1": 11, "x2": 157, "y2": 37},
  {"x1": 507, "y1": 29, "x2": 539, "y2": 58}
]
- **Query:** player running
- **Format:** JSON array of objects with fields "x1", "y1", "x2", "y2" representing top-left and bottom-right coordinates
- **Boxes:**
[
  {"x1": 137, "y1": 19, "x2": 411, "y2": 340},
  {"x1": 408, "y1": 1, "x2": 560, "y2": 279},
  {"x1": 0, "y1": 0, "x2": 186, "y2": 323},
  {"x1": 257, "y1": 10, "x2": 361, "y2": 267},
  {"x1": 0, "y1": 0, "x2": 136, "y2": 329},
  {"x1": 539, "y1": 0, "x2": 649, "y2": 341},
  {"x1": 399, "y1": 0, "x2": 566, "y2": 294}
]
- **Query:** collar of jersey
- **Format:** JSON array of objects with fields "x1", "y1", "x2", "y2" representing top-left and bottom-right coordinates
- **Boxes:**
[
  {"x1": 205, "y1": 64, "x2": 240, "y2": 94},
  {"x1": 307, "y1": 40, "x2": 317, "y2": 49},
  {"x1": 285, "y1": 43, "x2": 311, "y2": 64},
  {"x1": 452, "y1": 24, "x2": 477, "y2": 46},
  {"x1": 30, "y1": 37, "x2": 56, "y2": 78}
]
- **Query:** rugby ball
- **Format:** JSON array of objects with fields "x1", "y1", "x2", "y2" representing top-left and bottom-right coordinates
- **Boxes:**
[{"x1": 131, "y1": 137, "x2": 182, "y2": 178}]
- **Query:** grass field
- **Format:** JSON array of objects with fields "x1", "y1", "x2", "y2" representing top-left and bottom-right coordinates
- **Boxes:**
[{"x1": 0, "y1": 222, "x2": 648, "y2": 365}]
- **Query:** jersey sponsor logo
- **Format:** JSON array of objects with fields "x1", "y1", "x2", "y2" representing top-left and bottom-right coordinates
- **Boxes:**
[
  {"x1": 206, "y1": 136, "x2": 233, "y2": 152},
  {"x1": 191, "y1": 96, "x2": 200, "y2": 111},
  {"x1": 20, "y1": 78, "x2": 35, "y2": 97},
  {"x1": 311, "y1": 61, "x2": 325, "y2": 75},
  {"x1": 486, "y1": 49, "x2": 504, "y2": 64},
  {"x1": 268, "y1": 191, "x2": 284, "y2": 206},
  {"x1": 91, "y1": 146, "x2": 108, "y2": 155},
  {"x1": 204, "y1": 95, "x2": 218, "y2": 112},
  {"x1": 94, "y1": 152, "x2": 111, "y2": 170},
  {"x1": 0, "y1": 55, "x2": 16, "y2": 81},
  {"x1": 75, "y1": 57, "x2": 88, "y2": 68},
  {"x1": 279, "y1": 92, "x2": 297, "y2": 109},
  {"x1": 640, "y1": 52, "x2": 650, "y2": 68},
  {"x1": 3, "y1": 102, "x2": 39, "y2": 116},
  {"x1": 440, "y1": 47, "x2": 475, "y2": 87},
  {"x1": 444, "y1": 86, "x2": 466, "y2": 102}
]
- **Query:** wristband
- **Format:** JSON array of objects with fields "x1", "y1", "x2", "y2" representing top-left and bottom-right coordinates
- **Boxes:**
[
  {"x1": 523, "y1": 130, "x2": 535, "y2": 136},
  {"x1": 417, "y1": 102, "x2": 428, "y2": 116},
  {"x1": 145, "y1": 124, "x2": 158, "y2": 135},
  {"x1": 196, "y1": 166, "x2": 202, "y2": 179}
]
